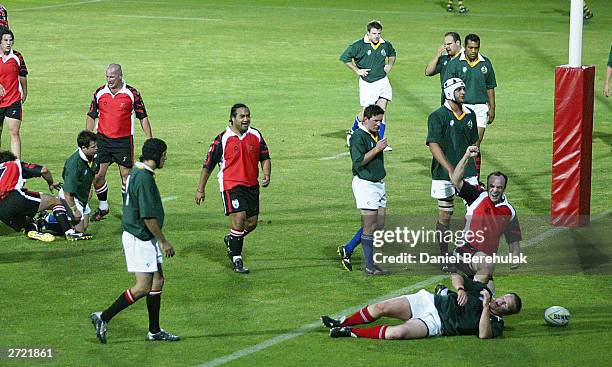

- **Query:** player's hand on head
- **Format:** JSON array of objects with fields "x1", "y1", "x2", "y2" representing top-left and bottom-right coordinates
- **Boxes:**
[{"x1": 437, "y1": 44, "x2": 446, "y2": 56}]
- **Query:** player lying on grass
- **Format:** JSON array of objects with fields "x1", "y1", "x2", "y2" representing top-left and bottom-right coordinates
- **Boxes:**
[
  {"x1": 321, "y1": 273, "x2": 521, "y2": 339},
  {"x1": 0, "y1": 150, "x2": 91, "y2": 241}
]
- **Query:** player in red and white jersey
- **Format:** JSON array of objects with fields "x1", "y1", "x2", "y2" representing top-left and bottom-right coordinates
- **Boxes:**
[
  {"x1": 86, "y1": 63, "x2": 152, "y2": 221},
  {"x1": 0, "y1": 28, "x2": 27, "y2": 159},
  {"x1": 0, "y1": 5, "x2": 8, "y2": 29},
  {"x1": 448, "y1": 146, "x2": 522, "y2": 294},
  {"x1": 195, "y1": 103, "x2": 271, "y2": 274},
  {"x1": 0, "y1": 150, "x2": 89, "y2": 241}
]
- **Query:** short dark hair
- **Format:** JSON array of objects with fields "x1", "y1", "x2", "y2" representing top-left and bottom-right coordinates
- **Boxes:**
[
  {"x1": 229, "y1": 103, "x2": 249, "y2": 121},
  {"x1": 77, "y1": 130, "x2": 97, "y2": 149},
  {"x1": 465, "y1": 33, "x2": 480, "y2": 45},
  {"x1": 445, "y1": 31, "x2": 461, "y2": 44},
  {"x1": 367, "y1": 20, "x2": 382, "y2": 32},
  {"x1": 140, "y1": 138, "x2": 167, "y2": 167},
  {"x1": 509, "y1": 293, "x2": 522, "y2": 314},
  {"x1": 0, "y1": 27, "x2": 13, "y2": 41},
  {"x1": 0, "y1": 150, "x2": 17, "y2": 163},
  {"x1": 363, "y1": 105, "x2": 385, "y2": 119},
  {"x1": 487, "y1": 171, "x2": 508, "y2": 189}
]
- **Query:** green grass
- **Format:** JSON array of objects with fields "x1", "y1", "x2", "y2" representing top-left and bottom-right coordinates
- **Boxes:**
[{"x1": 0, "y1": 0, "x2": 611, "y2": 366}]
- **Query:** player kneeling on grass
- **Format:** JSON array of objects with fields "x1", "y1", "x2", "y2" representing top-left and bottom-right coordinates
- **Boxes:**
[
  {"x1": 0, "y1": 150, "x2": 90, "y2": 241},
  {"x1": 90, "y1": 138, "x2": 179, "y2": 344},
  {"x1": 321, "y1": 273, "x2": 521, "y2": 340},
  {"x1": 37, "y1": 131, "x2": 99, "y2": 236}
]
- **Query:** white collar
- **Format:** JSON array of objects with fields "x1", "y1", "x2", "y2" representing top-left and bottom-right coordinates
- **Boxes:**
[
  {"x1": 459, "y1": 51, "x2": 485, "y2": 62},
  {"x1": 135, "y1": 161, "x2": 155, "y2": 173},
  {"x1": 443, "y1": 100, "x2": 471, "y2": 115},
  {"x1": 363, "y1": 34, "x2": 385, "y2": 44}
]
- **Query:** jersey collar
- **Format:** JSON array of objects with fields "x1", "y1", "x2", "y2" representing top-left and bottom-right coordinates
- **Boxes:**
[
  {"x1": 363, "y1": 34, "x2": 385, "y2": 50},
  {"x1": 103, "y1": 81, "x2": 128, "y2": 96},
  {"x1": 443, "y1": 100, "x2": 471, "y2": 119},
  {"x1": 135, "y1": 161, "x2": 155, "y2": 173},
  {"x1": 225, "y1": 126, "x2": 252, "y2": 140},
  {"x1": 358, "y1": 123, "x2": 379, "y2": 141},
  {"x1": 459, "y1": 51, "x2": 485, "y2": 67}
]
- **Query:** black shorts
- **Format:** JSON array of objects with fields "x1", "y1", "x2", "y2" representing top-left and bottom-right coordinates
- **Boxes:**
[
  {"x1": 0, "y1": 101, "x2": 23, "y2": 122},
  {"x1": 95, "y1": 133, "x2": 134, "y2": 168},
  {"x1": 221, "y1": 185, "x2": 260, "y2": 217},
  {"x1": 0, "y1": 190, "x2": 40, "y2": 230}
]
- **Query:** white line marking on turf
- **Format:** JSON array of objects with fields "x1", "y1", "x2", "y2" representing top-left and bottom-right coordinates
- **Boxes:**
[
  {"x1": 197, "y1": 210, "x2": 611, "y2": 366},
  {"x1": 12, "y1": 0, "x2": 104, "y2": 11},
  {"x1": 110, "y1": 15, "x2": 222, "y2": 21},
  {"x1": 318, "y1": 152, "x2": 350, "y2": 160},
  {"x1": 197, "y1": 275, "x2": 446, "y2": 367},
  {"x1": 162, "y1": 196, "x2": 177, "y2": 202}
]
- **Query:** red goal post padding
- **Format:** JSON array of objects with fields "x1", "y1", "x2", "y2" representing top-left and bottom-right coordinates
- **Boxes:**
[{"x1": 551, "y1": 66, "x2": 594, "y2": 227}]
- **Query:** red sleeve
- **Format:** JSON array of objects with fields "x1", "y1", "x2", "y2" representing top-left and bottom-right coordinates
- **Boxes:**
[
  {"x1": 20, "y1": 162, "x2": 43, "y2": 179},
  {"x1": 457, "y1": 180, "x2": 483, "y2": 205},
  {"x1": 203, "y1": 134, "x2": 223, "y2": 172},
  {"x1": 130, "y1": 87, "x2": 148, "y2": 119}
]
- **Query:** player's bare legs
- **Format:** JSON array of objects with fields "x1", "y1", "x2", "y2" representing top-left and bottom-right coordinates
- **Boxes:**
[
  {"x1": 6, "y1": 117, "x2": 21, "y2": 158},
  {"x1": 369, "y1": 296, "x2": 413, "y2": 320}
]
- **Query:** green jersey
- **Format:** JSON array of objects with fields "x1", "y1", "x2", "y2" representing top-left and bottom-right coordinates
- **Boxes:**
[
  {"x1": 62, "y1": 149, "x2": 99, "y2": 205},
  {"x1": 426, "y1": 104, "x2": 478, "y2": 180},
  {"x1": 434, "y1": 275, "x2": 504, "y2": 337},
  {"x1": 350, "y1": 127, "x2": 385, "y2": 182},
  {"x1": 444, "y1": 52, "x2": 496, "y2": 104},
  {"x1": 123, "y1": 162, "x2": 164, "y2": 241},
  {"x1": 340, "y1": 35, "x2": 396, "y2": 83}
]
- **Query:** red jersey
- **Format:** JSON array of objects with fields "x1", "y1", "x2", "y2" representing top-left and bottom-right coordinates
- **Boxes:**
[
  {"x1": 0, "y1": 160, "x2": 42, "y2": 200},
  {"x1": 457, "y1": 182, "x2": 522, "y2": 255},
  {"x1": 0, "y1": 50, "x2": 27, "y2": 108},
  {"x1": 87, "y1": 82, "x2": 148, "y2": 139},
  {"x1": 204, "y1": 126, "x2": 270, "y2": 191}
]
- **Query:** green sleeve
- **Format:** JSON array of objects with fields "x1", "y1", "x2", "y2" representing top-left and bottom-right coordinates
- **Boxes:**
[
  {"x1": 138, "y1": 176, "x2": 161, "y2": 219},
  {"x1": 426, "y1": 112, "x2": 443, "y2": 145},
  {"x1": 387, "y1": 41, "x2": 396, "y2": 57},
  {"x1": 485, "y1": 59, "x2": 497, "y2": 89},
  {"x1": 340, "y1": 43, "x2": 355, "y2": 62},
  {"x1": 433, "y1": 57, "x2": 444, "y2": 75},
  {"x1": 443, "y1": 59, "x2": 457, "y2": 83},
  {"x1": 350, "y1": 134, "x2": 367, "y2": 171},
  {"x1": 490, "y1": 316, "x2": 504, "y2": 338},
  {"x1": 61, "y1": 160, "x2": 79, "y2": 194}
]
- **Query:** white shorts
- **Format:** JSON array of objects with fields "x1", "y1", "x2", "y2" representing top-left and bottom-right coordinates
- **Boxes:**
[
  {"x1": 359, "y1": 76, "x2": 392, "y2": 107},
  {"x1": 122, "y1": 231, "x2": 163, "y2": 273},
  {"x1": 463, "y1": 103, "x2": 488, "y2": 128},
  {"x1": 405, "y1": 289, "x2": 442, "y2": 337},
  {"x1": 431, "y1": 176, "x2": 478, "y2": 199},
  {"x1": 59, "y1": 188, "x2": 91, "y2": 217},
  {"x1": 352, "y1": 176, "x2": 386, "y2": 210}
]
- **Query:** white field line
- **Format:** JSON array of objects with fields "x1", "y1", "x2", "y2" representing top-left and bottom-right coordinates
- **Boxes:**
[
  {"x1": 110, "y1": 14, "x2": 222, "y2": 21},
  {"x1": 162, "y1": 196, "x2": 177, "y2": 202},
  {"x1": 197, "y1": 210, "x2": 611, "y2": 366},
  {"x1": 11, "y1": 0, "x2": 104, "y2": 12},
  {"x1": 318, "y1": 152, "x2": 350, "y2": 160}
]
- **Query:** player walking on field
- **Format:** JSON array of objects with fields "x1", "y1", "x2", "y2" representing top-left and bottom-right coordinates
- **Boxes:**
[
  {"x1": 340, "y1": 20, "x2": 396, "y2": 151},
  {"x1": 338, "y1": 105, "x2": 389, "y2": 275},
  {"x1": 0, "y1": 28, "x2": 27, "y2": 159},
  {"x1": 444, "y1": 34, "x2": 496, "y2": 179},
  {"x1": 195, "y1": 103, "x2": 271, "y2": 274},
  {"x1": 86, "y1": 63, "x2": 153, "y2": 221},
  {"x1": 91, "y1": 138, "x2": 179, "y2": 344}
]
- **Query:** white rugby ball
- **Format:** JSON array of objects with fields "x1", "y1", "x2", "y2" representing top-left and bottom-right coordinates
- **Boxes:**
[{"x1": 544, "y1": 306, "x2": 571, "y2": 326}]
